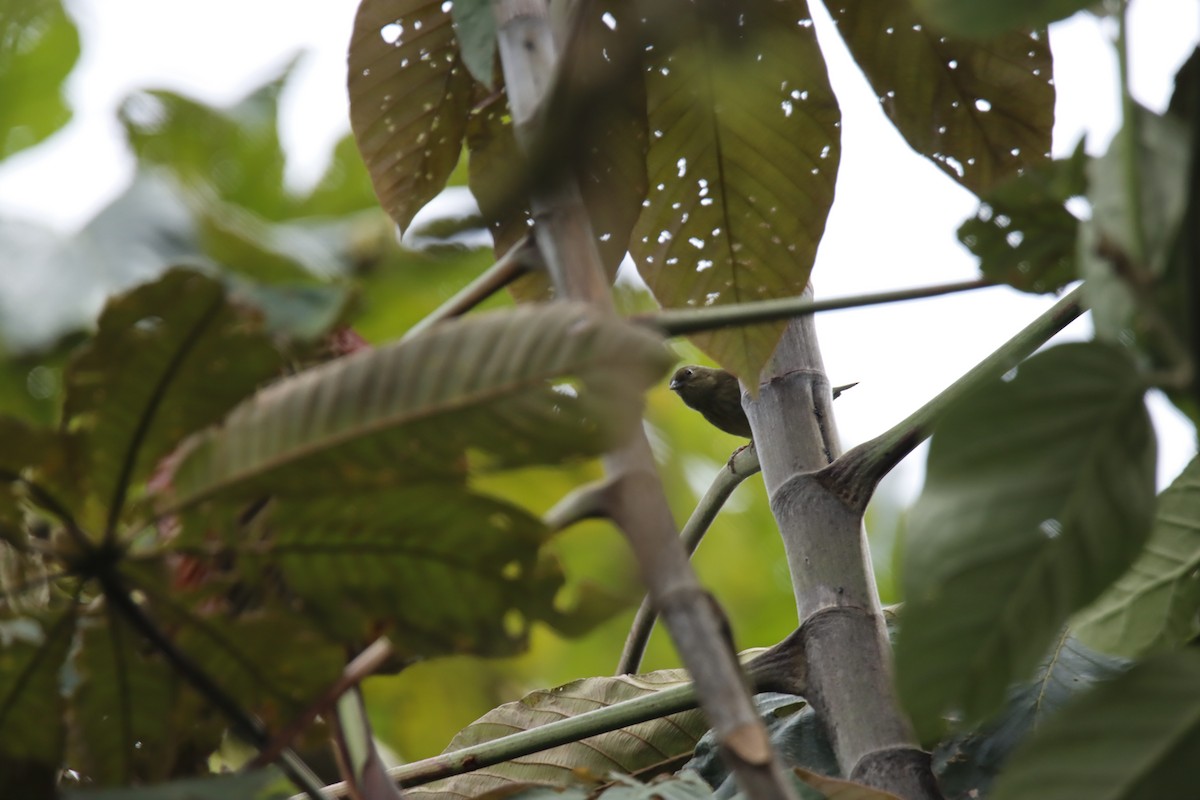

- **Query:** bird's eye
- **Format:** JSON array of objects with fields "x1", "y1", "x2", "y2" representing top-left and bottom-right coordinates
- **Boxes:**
[{"x1": 683, "y1": 368, "x2": 693, "y2": 377}]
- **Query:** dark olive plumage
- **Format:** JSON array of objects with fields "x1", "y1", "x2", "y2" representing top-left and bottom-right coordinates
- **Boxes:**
[
  {"x1": 668, "y1": 365, "x2": 752, "y2": 437},
  {"x1": 669, "y1": 365, "x2": 857, "y2": 438}
]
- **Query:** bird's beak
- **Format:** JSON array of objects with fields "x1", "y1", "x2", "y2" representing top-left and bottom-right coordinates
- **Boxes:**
[{"x1": 668, "y1": 377, "x2": 681, "y2": 391}]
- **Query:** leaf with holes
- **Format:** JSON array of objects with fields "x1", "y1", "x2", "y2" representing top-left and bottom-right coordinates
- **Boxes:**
[
  {"x1": 990, "y1": 650, "x2": 1200, "y2": 800},
  {"x1": 0, "y1": 609, "x2": 76, "y2": 791},
  {"x1": 225, "y1": 486, "x2": 560, "y2": 657},
  {"x1": 63, "y1": 269, "x2": 283, "y2": 535},
  {"x1": 467, "y1": 0, "x2": 648, "y2": 302},
  {"x1": 349, "y1": 0, "x2": 475, "y2": 232},
  {"x1": 828, "y1": 0, "x2": 1053, "y2": 196},
  {"x1": 1073, "y1": 456, "x2": 1200, "y2": 658},
  {"x1": 630, "y1": 0, "x2": 840, "y2": 384},
  {"x1": 959, "y1": 143, "x2": 1087, "y2": 292},
  {"x1": 897, "y1": 342, "x2": 1156, "y2": 741},
  {"x1": 163, "y1": 304, "x2": 671, "y2": 511},
  {"x1": 65, "y1": 614, "x2": 177, "y2": 786},
  {"x1": 409, "y1": 670, "x2": 709, "y2": 800},
  {"x1": 0, "y1": 0, "x2": 79, "y2": 161}
]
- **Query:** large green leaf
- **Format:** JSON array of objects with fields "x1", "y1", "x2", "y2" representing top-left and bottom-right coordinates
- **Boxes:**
[
  {"x1": 959, "y1": 143, "x2": 1086, "y2": 292},
  {"x1": 629, "y1": 0, "x2": 840, "y2": 384},
  {"x1": 1073, "y1": 456, "x2": 1200, "y2": 657},
  {"x1": 63, "y1": 269, "x2": 283, "y2": 535},
  {"x1": 0, "y1": 609, "x2": 76, "y2": 790},
  {"x1": 348, "y1": 0, "x2": 475, "y2": 232},
  {"x1": 65, "y1": 613, "x2": 178, "y2": 786},
  {"x1": 1082, "y1": 106, "x2": 1193, "y2": 340},
  {"x1": 0, "y1": 0, "x2": 79, "y2": 161},
  {"x1": 990, "y1": 650, "x2": 1200, "y2": 800},
  {"x1": 230, "y1": 486, "x2": 559, "y2": 657},
  {"x1": 912, "y1": 0, "x2": 1095, "y2": 39},
  {"x1": 164, "y1": 304, "x2": 671, "y2": 510},
  {"x1": 934, "y1": 632, "x2": 1129, "y2": 799},
  {"x1": 828, "y1": 0, "x2": 1053, "y2": 197},
  {"x1": 119, "y1": 70, "x2": 294, "y2": 221},
  {"x1": 897, "y1": 342, "x2": 1156, "y2": 740},
  {"x1": 409, "y1": 669, "x2": 709, "y2": 800}
]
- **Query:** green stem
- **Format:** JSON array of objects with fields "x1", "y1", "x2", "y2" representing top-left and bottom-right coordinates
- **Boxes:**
[
  {"x1": 101, "y1": 573, "x2": 329, "y2": 799},
  {"x1": 639, "y1": 279, "x2": 992, "y2": 337},
  {"x1": 1117, "y1": 0, "x2": 1148, "y2": 266},
  {"x1": 298, "y1": 682, "x2": 703, "y2": 799},
  {"x1": 822, "y1": 286, "x2": 1085, "y2": 506},
  {"x1": 400, "y1": 235, "x2": 536, "y2": 344}
]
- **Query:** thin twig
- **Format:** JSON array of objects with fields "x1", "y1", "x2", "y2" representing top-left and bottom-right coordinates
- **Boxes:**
[
  {"x1": 617, "y1": 444, "x2": 761, "y2": 674},
  {"x1": 638, "y1": 278, "x2": 993, "y2": 337},
  {"x1": 818, "y1": 285, "x2": 1085, "y2": 512},
  {"x1": 289, "y1": 631, "x2": 813, "y2": 800},
  {"x1": 295, "y1": 681, "x2": 703, "y2": 800},
  {"x1": 400, "y1": 234, "x2": 538, "y2": 343}
]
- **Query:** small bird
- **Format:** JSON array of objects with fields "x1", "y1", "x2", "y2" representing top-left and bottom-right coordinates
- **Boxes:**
[{"x1": 668, "y1": 365, "x2": 856, "y2": 438}]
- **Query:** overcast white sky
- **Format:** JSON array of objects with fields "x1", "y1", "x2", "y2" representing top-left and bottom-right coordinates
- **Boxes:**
[{"x1": 0, "y1": 0, "x2": 1196, "y2": 496}]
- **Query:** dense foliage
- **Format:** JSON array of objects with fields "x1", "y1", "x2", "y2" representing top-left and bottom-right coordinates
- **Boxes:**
[{"x1": 1, "y1": 0, "x2": 1198, "y2": 799}]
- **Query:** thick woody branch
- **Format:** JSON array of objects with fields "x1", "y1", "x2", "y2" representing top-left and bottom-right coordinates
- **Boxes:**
[
  {"x1": 491, "y1": 2, "x2": 797, "y2": 798},
  {"x1": 617, "y1": 444, "x2": 761, "y2": 674},
  {"x1": 742, "y1": 300, "x2": 941, "y2": 799}
]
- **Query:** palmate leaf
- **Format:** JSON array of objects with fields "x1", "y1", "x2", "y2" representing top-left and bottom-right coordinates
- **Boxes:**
[
  {"x1": 409, "y1": 669, "x2": 709, "y2": 800},
  {"x1": 65, "y1": 613, "x2": 177, "y2": 786},
  {"x1": 232, "y1": 486, "x2": 559, "y2": 657},
  {"x1": 828, "y1": 0, "x2": 1053, "y2": 197},
  {"x1": 897, "y1": 342, "x2": 1156, "y2": 741},
  {"x1": 124, "y1": 564, "x2": 346, "y2": 729},
  {"x1": 63, "y1": 268, "x2": 283, "y2": 534},
  {"x1": 0, "y1": 608, "x2": 76, "y2": 794},
  {"x1": 164, "y1": 303, "x2": 672, "y2": 510},
  {"x1": 630, "y1": 0, "x2": 840, "y2": 384},
  {"x1": 1072, "y1": 456, "x2": 1200, "y2": 658},
  {"x1": 349, "y1": 0, "x2": 475, "y2": 232}
]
